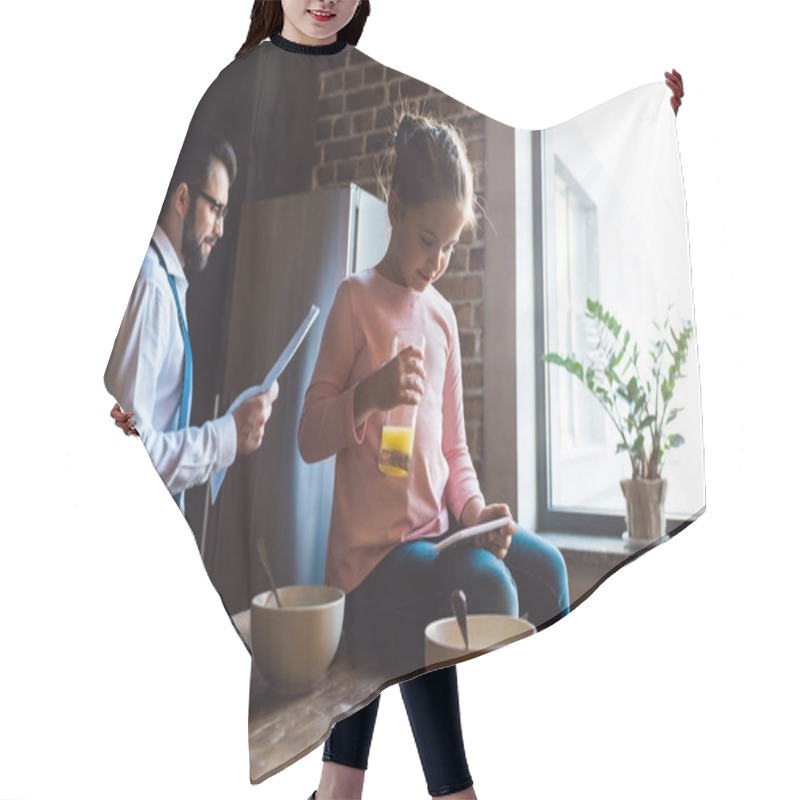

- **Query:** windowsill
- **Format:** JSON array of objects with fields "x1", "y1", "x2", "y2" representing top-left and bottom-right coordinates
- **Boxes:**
[
  {"x1": 539, "y1": 532, "x2": 666, "y2": 608},
  {"x1": 538, "y1": 513, "x2": 703, "y2": 608},
  {"x1": 539, "y1": 531, "x2": 653, "y2": 566}
]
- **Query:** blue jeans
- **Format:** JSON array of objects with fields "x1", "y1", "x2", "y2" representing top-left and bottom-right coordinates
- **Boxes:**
[{"x1": 343, "y1": 527, "x2": 570, "y2": 675}]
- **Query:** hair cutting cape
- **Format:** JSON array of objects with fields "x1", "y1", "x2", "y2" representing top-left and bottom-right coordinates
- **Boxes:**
[{"x1": 105, "y1": 36, "x2": 705, "y2": 783}]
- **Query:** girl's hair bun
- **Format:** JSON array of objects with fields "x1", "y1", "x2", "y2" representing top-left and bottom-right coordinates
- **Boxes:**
[
  {"x1": 395, "y1": 114, "x2": 426, "y2": 155},
  {"x1": 376, "y1": 106, "x2": 480, "y2": 234}
]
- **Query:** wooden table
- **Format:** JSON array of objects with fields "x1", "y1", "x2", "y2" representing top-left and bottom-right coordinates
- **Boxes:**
[
  {"x1": 232, "y1": 609, "x2": 397, "y2": 784},
  {"x1": 234, "y1": 605, "x2": 540, "y2": 783}
]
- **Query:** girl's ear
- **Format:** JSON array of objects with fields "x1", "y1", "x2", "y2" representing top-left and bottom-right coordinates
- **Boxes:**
[{"x1": 387, "y1": 189, "x2": 403, "y2": 228}]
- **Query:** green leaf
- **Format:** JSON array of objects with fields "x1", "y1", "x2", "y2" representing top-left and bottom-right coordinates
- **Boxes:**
[
  {"x1": 595, "y1": 387, "x2": 612, "y2": 407},
  {"x1": 567, "y1": 360, "x2": 584, "y2": 381},
  {"x1": 666, "y1": 407, "x2": 683, "y2": 424}
]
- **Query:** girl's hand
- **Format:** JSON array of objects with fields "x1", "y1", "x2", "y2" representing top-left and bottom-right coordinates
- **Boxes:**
[
  {"x1": 366, "y1": 345, "x2": 426, "y2": 412},
  {"x1": 111, "y1": 403, "x2": 139, "y2": 437},
  {"x1": 470, "y1": 503, "x2": 516, "y2": 561},
  {"x1": 665, "y1": 69, "x2": 684, "y2": 116}
]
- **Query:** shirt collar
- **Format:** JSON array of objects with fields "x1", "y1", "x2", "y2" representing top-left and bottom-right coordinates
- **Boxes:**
[
  {"x1": 270, "y1": 32, "x2": 348, "y2": 55},
  {"x1": 152, "y1": 223, "x2": 188, "y2": 286}
]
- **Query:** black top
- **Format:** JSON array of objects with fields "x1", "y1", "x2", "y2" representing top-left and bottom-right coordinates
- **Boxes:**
[{"x1": 270, "y1": 31, "x2": 348, "y2": 55}]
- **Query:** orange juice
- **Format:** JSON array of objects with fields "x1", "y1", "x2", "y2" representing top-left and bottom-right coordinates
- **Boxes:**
[{"x1": 379, "y1": 425, "x2": 415, "y2": 477}]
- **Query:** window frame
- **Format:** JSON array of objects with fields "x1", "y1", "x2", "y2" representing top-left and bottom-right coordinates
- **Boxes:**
[{"x1": 532, "y1": 129, "x2": 626, "y2": 536}]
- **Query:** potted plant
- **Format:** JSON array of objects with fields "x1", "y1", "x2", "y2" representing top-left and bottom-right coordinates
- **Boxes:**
[{"x1": 542, "y1": 299, "x2": 694, "y2": 540}]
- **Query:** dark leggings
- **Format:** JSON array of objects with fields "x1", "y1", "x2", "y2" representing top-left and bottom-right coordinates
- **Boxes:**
[
  {"x1": 323, "y1": 528, "x2": 568, "y2": 796},
  {"x1": 323, "y1": 665, "x2": 473, "y2": 797}
]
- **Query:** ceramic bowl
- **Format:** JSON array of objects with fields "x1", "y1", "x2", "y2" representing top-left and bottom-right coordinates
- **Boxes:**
[
  {"x1": 250, "y1": 585, "x2": 345, "y2": 694},
  {"x1": 424, "y1": 614, "x2": 535, "y2": 668}
]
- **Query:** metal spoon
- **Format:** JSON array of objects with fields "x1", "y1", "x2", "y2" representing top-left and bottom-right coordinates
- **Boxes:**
[
  {"x1": 450, "y1": 589, "x2": 469, "y2": 650},
  {"x1": 256, "y1": 538, "x2": 282, "y2": 609}
]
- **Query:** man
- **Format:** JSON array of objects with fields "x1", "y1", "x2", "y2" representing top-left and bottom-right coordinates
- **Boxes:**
[{"x1": 105, "y1": 127, "x2": 278, "y2": 510}]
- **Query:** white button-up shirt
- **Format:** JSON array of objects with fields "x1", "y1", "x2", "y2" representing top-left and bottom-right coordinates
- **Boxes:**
[{"x1": 105, "y1": 224, "x2": 237, "y2": 500}]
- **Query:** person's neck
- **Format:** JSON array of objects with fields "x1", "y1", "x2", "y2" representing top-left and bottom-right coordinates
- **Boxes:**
[
  {"x1": 280, "y1": 21, "x2": 337, "y2": 47},
  {"x1": 158, "y1": 219, "x2": 186, "y2": 272},
  {"x1": 374, "y1": 255, "x2": 410, "y2": 289}
]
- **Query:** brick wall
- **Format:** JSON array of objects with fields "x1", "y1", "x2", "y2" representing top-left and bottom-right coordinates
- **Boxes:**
[{"x1": 313, "y1": 49, "x2": 488, "y2": 485}]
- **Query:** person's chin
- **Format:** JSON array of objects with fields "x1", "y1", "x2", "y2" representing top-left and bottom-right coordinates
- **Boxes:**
[
  {"x1": 192, "y1": 244, "x2": 213, "y2": 274},
  {"x1": 184, "y1": 254, "x2": 207, "y2": 277},
  {"x1": 297, "y1": 23, "x2": 334, "y2": 42},
  {"x1": 414, "y1": 271, "x2": 434, "y2": 290}
]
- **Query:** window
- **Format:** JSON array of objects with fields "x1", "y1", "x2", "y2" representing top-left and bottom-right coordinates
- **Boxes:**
[
  {"x1": 533, "y1": 117, "x2": 704, "y2": 535},
  {"x1": 548, "y1": 158, "x2": 608, "y2": 473}
]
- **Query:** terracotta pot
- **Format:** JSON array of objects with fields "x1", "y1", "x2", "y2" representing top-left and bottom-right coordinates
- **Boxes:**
[{"x1": 620, "y1": 477, "x2": 668, "y2": 540}]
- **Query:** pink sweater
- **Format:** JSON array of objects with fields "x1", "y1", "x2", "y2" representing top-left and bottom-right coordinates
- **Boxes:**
[{"x1": 298, "y1": 267, "x2": 484, "y2": 594}]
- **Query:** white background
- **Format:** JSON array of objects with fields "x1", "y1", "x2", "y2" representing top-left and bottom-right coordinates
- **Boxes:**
[{"x1": 1, "y1": 1, "x2": 797, "y2": 798}]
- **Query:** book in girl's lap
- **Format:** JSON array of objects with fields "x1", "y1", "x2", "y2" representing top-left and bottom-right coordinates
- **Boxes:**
[{"x1": 298, "y1": 112, "x2": 568, "y2": 676}]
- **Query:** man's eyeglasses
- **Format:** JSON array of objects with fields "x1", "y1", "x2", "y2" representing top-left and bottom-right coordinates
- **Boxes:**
[{"x1": 189, "y1": 184, "x2": 228, "y2": 223}]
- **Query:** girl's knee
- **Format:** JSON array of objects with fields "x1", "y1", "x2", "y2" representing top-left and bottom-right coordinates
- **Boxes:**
[
  {"x1": 441, "y1": 548, "x2": 519, "y2": 617},
  {"x1": 541, "y1": 539, "x2": 568, "y2": 594},
  {"x1": 509, "y1": 530, "x2": 570, "y2": 616}
]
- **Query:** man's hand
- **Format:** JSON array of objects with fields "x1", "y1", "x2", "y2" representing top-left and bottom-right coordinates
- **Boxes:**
[
  {"x1": 233, "y1": 381, "x2": 279, "y2": 456},
  {"x1": 110, "y1": 403, "x2": 139, "y2": 437},
  {"x1": 665, "y1": 69, "x2": 684, "y2": 116}
]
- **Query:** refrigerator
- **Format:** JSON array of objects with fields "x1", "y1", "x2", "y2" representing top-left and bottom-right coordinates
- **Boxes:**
[{"x1": 205, "y1": 184, "x2": 389, "y2": 615}]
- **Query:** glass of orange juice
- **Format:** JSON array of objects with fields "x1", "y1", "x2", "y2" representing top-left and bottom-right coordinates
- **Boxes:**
[{"x1": 379, "y1": 329, "x2": 426, "y2": 478}]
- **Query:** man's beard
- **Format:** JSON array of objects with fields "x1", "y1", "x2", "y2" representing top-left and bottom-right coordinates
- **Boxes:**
[{"x1": 181, "y1": 197, "x2": 212, "y2": 276}]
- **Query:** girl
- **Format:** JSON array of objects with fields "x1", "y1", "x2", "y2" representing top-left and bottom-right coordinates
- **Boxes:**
[{"x1": 297, "y1": 106, "x2": 569, "y2": 800}]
